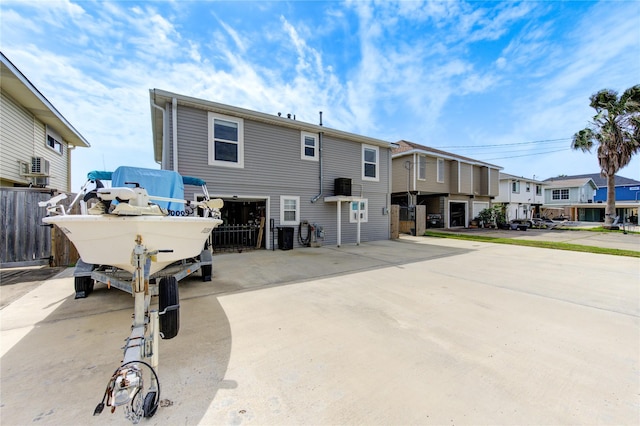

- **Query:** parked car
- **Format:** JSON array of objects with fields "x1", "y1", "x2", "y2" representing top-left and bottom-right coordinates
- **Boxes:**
[
  {"x1": 426, "y1": 213, "x2": 443, "y2": 228},
  {"x1": 509, "y1": 219, "x2": 531, "y2": 231}
]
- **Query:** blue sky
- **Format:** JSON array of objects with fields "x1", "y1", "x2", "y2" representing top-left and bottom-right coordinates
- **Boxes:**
[{"x1": 2, "y1": 0, "x2": 639, "y2": 189}]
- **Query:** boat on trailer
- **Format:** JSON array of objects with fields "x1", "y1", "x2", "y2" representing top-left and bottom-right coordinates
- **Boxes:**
[{"x1": 41, "y1": 166, "x2": 224, "y2": 423}]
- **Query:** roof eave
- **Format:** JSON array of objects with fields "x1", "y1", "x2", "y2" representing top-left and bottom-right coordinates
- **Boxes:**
[
  {"x1": 149, "y1": 88, "x2": 393, "y2": 160},
  {"x1": 393, "y1": 148, "x2": 503, "y2": 170},
  {"x1": 0, "y1": 53, "x2": 90, "y2": 148}
]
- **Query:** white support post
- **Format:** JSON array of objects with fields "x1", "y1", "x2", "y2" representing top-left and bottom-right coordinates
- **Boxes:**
[
  {"x1": 357, "y1": 204, "x2": 361, "y2": 246},
  {"x1": 336, "y1": 201, "x2": 341, "y2": 247}
]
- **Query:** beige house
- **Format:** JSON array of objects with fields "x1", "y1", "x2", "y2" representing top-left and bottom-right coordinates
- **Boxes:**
[
  {"x1": 0, "y1": 52, "x2": 89, "y2": 192},
  {"x1": 391, "y1": 140, "x2": 501, "y2": 228}
]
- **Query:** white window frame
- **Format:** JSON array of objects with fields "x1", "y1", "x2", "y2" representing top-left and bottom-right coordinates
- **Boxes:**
[
  {"x1": 536, "y1": 185, "x2": 542, "y2": 196},
  {"x1": 418, "y1": 155, "x2": 426, "y2": 180},
  {"x1": 280, "y1": 195, "x2": 300, "y2": 225},
  {"x1": 526, "y1": 182, "x2": 531, "y2": 192},
  {"x1": 208, "y1": 112, "x2": 244, "y2": 168},
  {"x1": 552, "y1": 189, "x2": 570, "y2": 200},
  {"x1": 300, "y1": 131, "x2": 318, "y2": 161},
  {"x1": 512, "y1": 180, "x2": 520, "y2": 193},
  {"x1": 437, "y1": 158, "x2": 444, "y2": 183},
  {"x1": 349, "y1": 199, "x2": 368, "y2": 223},
  {"x1": 362, "y1": 145, "x2": 379, "y2": 182},
  {"x1": 45, "y1": 126, "x2": 64, "y2": 155}
]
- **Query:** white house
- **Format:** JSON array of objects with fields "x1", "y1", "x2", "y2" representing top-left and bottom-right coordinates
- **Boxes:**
[{"x1": 493, "y1": 173, "x2": 546, "y2": 221}]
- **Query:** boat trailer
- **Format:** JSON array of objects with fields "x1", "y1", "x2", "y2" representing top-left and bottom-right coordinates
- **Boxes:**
[
  {"x1": 40, "y1": 167, "x2": 223, "y2": 423},
  {"x1": 91, "y1": 235, "x2": 182, "y2": 423}
]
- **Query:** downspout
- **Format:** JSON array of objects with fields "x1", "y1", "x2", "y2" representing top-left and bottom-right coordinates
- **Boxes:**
[
  {"x1": 311, "y1": 111, "x2": 324, "y2": 203},
  {"x1": 172, "y1": 97, "x2": 178, "y2": 172},
  {"x1": 151, "y1": 99, "x2": 166, "y2": 168},
  {"x1": 67, "y1": 145, "x2": 74, "y2": 192},
  {"x1": 387, "y1": 145, "x2": 392, "y2": 220},
  {"x1": 412, "y1": 153, "x2": 416, "y2": 192}
]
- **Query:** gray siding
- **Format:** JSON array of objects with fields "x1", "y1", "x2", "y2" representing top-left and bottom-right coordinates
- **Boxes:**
[{"x1": 173, "y1": 105, "x2": 390, "y2": 248}]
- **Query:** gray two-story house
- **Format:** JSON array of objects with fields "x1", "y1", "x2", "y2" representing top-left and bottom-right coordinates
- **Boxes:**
[{"x1": 149, "y1": 89, "x2": 392, "y2": 249}]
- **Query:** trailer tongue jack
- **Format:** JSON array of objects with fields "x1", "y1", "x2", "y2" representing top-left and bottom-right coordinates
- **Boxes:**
[{"x1": 93, "y1": 236, "x2": 175, "y2": 424}]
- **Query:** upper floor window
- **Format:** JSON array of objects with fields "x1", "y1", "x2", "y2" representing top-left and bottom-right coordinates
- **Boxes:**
[
  {"x1": 536, "y1": 185, "x2": 542, "y2": 196},
  {"x1": 362, "y1": 145, "x2": 379, "y2": 181},
  {"x1": 208, "y1": 112, "x2": 244, "y2": 168},
  {"x1": 280, "y1": 195, "x2": 300, "y2": 225},
  {"x1": 437, "y1": 158, "x2": 444, "y2": 183},
  {"x1": 512, "y1": 180, "x2": 520, "y2": 193},
  {"x1": 418, "y1": 155, "x2": 426, "y2": 180},
  {"x1": 301, "y1": 132, "x2": 318, "y2": 161},
  {"x1": 526, "y1": 182, "x2": 531, "y2": 192},
  {"x1": 552, "y1": 189, "x2": 570, "y2": 200},
  {"x1": 46, "y1": 126, "x2": 64, "y2": 155},
  {"x1": 46, "y1": 135, "x2": 63, "y2": 155},
  {"x1": 350, "y1": 199, "x2": 368, "y2": 223}
]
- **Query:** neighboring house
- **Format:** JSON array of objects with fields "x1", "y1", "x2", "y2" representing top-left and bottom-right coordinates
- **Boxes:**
[
  {"x1": 0, "y1": 52, "x2": 89, "y2": 267},
  {"x1": 544, "y1": 174, "x2": 639, "y2": 223},
  {"x1": 391, "y1": 140, "x2": 501, "y2": 228},
  {"x1": 542, "y1": 177, "x2": 598, "y2": 221},
  {"x1": 149, "y1": 88, "x2": 393, "y2": 249},
  {"x1": 0, "y1": 52, "x2": 90, "y2": 191},
  {"x1": 554, "y1": 173, "x2": 640, "y2": 203},
  {"x1": 493, "y1": 173, "x2": 547, "y2": 221}
]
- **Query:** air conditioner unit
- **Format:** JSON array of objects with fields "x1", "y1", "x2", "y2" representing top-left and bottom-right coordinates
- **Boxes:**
[
  {"x1": 31, "y1": 157, "x2": 50, "y2": 176},
  {"x1": 19, "y1": 160, "x2": 30, "y2": 176},
  {"x1": 33, "y1": 176, "x2": 50, "y2": 187},
  {"x1": 334, "y1": 178, "x2": 352, "y2": 196}
]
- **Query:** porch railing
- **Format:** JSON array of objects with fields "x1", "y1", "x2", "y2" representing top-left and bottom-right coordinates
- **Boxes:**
[{"x1": 211, "y1": 223, "x2": 260, "y2": 252}]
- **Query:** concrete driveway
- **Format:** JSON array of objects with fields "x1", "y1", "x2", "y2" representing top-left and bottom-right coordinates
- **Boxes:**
[{"x1": 1, "y1": 236, "x2": 638, "y2": 425}]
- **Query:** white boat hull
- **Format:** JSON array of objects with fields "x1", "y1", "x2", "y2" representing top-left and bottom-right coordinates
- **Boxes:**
[{"x1": 44, "y1": 215, "x2": 222, "y2": 275}]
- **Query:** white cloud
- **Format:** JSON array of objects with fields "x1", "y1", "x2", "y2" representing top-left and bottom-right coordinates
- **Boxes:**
[
  {"x1": 217, "y1": 18, "x2": 248, "y2": 53},
  {"x1": 1, "y1": 0, "x2": 637, "y2": 189}
]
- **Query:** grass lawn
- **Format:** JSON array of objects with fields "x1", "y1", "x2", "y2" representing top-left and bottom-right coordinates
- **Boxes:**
[{"x1": 423, "y1": 231, "x2": 640, "y2": 258}]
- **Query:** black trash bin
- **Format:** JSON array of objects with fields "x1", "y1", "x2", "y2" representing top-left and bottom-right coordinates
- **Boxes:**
[{"x1": 277, "y1": 226, "x2": 294, "y2": 250}]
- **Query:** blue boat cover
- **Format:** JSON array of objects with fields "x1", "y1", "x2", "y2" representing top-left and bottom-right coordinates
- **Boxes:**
[{"x1": 111, "y1": 166, "x2": 185, "y2": 212}]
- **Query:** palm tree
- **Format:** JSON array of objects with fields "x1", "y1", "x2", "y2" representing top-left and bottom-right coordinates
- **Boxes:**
[{"x1": 572, "y1": 85, "x2": 640, "y2": 227}]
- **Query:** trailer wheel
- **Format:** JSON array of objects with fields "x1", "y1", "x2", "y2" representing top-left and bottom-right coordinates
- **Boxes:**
[
  {"x1": 159, "y1": 277, "x2": 179, "y2": 339},
  {"x1": 74, "y1": 276, "x2": 94, "y2": 299},
  {"x1": 201, "y1": 264, "x2": 212, "y2": 282},
  {"x1": 143, "y1": 391, "x2": 158, "y2": 418}
]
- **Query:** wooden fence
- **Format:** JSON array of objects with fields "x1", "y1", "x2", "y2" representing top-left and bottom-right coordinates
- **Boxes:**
[{"x1": 0, "y1": 188, "x2": 78, "y2": 268}]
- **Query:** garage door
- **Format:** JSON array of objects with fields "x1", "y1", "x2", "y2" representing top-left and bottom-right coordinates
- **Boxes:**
[{"x1": 472, "y1": 202, "x2": 489, "y2": 220}]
